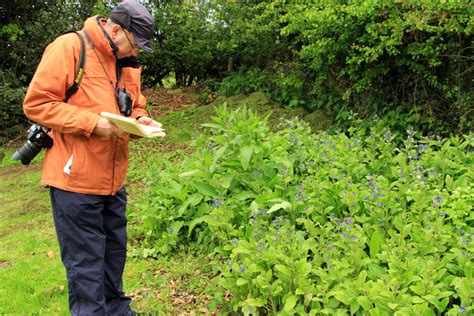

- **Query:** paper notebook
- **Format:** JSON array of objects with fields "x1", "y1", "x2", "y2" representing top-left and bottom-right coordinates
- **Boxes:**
[{"x1": 100, "y1": 112, "x2": 165, "y2": 138}]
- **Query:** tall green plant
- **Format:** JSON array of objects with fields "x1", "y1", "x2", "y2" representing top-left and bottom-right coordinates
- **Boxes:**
[{"x1": 138, "y1": 105, "x2": 473, "y2": 314}]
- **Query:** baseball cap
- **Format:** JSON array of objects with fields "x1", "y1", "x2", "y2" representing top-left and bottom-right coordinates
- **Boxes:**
[{"x1": 110, "y1": 0, "x2": 155, "y2": 53}]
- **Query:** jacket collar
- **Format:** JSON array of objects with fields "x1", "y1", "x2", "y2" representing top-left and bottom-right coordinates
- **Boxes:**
[{"x1": 82, "y1": 15, "x2": 116, "y2": 59}]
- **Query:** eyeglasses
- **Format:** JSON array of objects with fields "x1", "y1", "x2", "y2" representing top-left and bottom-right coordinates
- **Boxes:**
[{"x1": 122, "y1": 27, "x2": 140, "y2": 52}]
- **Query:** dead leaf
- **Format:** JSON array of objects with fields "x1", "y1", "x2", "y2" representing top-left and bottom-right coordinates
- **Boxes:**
[
  {"x1": 59, "y1": 285, "x2": 65, "y2": 292},
  {"x1": 47, "y1": 250, "x2": 55, "y2": 258}
]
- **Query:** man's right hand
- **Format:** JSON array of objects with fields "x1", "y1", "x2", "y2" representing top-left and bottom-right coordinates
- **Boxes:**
[{"x1": 92, "y1": 117, "x2": 127, "y2": 137}]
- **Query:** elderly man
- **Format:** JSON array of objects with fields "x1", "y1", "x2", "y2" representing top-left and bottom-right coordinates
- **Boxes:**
[{"x1": 22, "y1": 1, "x2": 159, "y2": 314}]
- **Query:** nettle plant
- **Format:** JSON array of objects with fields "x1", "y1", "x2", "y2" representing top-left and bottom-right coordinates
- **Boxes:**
[{"x1": 140, "y1": 105, "x2": 473, "y2": 315}]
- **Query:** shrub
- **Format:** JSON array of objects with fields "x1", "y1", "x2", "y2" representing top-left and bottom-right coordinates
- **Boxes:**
[
  {"x1": 0, "y1": 70, "x2": 27, "y2": 144},
  {"x1": 282, "y1": 1, "x2": 473, "y2": 133},
  {"x1": 139, "y1": 106, "x2": 473, "y2": 314}
]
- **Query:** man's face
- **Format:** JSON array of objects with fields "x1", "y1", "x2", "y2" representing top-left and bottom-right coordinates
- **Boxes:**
[{"x1": 113, "y1": 26, "x2": 140, "y2": 59}]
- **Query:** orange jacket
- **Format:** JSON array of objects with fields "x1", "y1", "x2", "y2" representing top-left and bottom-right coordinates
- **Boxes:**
[{"x1": 23, "y1": 16, "x2": 148, "y2": 195}]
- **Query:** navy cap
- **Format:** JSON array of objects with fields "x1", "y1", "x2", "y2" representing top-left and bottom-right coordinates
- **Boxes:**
[{"x1": 110, "y1": 0, "x2": 155, "y2": 53}]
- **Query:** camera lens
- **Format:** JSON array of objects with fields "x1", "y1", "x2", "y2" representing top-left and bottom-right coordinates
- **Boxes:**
[{"x1": 12, "y1": 141, "x2": 42, "y2": 165}]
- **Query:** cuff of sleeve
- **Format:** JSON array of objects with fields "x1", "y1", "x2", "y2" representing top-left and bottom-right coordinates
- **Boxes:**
[{"x1": 84, "y1": 113, "x2": 101, "y2": 137}]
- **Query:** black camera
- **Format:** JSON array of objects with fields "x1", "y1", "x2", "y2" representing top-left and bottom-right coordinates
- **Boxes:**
[
  {"x1": 12, "y1": 123, "x2": 53, "y2": 165},
  {"x1": 116, "y1": 88, "x2": 132, "y2": 117}
]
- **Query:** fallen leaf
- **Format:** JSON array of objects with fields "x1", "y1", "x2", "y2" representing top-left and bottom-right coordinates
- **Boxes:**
[{"x1": 47, "y1": 250, "x2": 55, "y2": 258}]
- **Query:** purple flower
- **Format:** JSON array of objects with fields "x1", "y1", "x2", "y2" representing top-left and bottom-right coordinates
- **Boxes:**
[
  {"x1": 212, "y1": 199, "x2": 222, "y2": 206},
  {"x1": 231, "y1": 238, "x2": 238, "y2": 243},
  {"x1": 239, "y1": 264, "x2": 246, "y2": 273}
]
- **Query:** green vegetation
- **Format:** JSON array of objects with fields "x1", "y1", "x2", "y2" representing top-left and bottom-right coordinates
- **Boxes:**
[
  {"x1": 1, "y1": 1, "x2": 472, "y2": 143},
  {"x1": 138, "y1": 106, "x2": 473, "y2": 314},
  {"x1": 1, "y1": 94, "x2": 322, "y2": 314},
  {"x1": 1, "y1": 0, "x2": 472, "y2": 314}
]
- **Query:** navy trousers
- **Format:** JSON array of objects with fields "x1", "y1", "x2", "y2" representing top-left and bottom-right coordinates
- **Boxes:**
[{"x1": 50, "y1": 186, "x2": 132, "y2": 316}]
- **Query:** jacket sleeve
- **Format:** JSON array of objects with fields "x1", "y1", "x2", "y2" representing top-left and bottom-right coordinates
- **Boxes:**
[{"x1": 23, "y1": 34, "x2": 100, "y2": 137}]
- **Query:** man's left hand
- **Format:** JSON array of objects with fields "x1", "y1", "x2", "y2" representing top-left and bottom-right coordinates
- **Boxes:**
[{"x1": 137, "y1": 116, "x2": 162, "y2": 128}]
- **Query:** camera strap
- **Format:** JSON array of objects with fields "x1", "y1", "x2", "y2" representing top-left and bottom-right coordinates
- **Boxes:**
[{"x1": 63, "y1": 31, "x2": 86, "y2": 102}]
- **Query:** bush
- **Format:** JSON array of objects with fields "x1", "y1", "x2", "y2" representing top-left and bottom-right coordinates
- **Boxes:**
[
  {"x1": 218, "y1": 68, "x2": 271, "y2": 97},
  {"x1": 138, "y1": 106, "x2": 473, "y2": 314},
  {"x1": 282, "y1": 1, "x2": 473, "y2": 133},
  {"x1": 0, "y1": 70, "x2": 27, "y2": 143}
]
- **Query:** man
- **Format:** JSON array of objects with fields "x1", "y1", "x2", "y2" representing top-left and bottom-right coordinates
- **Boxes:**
[{"x1": 22, "y1": 1, "x2": 159, "y2": 314}]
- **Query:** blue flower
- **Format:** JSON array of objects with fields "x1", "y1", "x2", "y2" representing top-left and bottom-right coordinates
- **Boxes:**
[
  {"x1": 231, "y1": 238, "x2": 239, "y2": 243},
  {"x1": 239, "y1": 264, "x2": 246, "y2": 273},
  {"x1": 212, "y1": 199, "x2": 223, "y2": 206}
]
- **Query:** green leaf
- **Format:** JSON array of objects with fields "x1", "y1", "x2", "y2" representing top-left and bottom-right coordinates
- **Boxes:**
[
  {"x1": 369, "y1": 231, "x2": 384, "y2": 259},
  {"x1": 232, "y1": 247, "x2": 252, "y2": 254},
  {"x1": 275, "y1": 264, "x2": 292, "y2": 277},
  {"x1": 234, "y1": 191, "x2": 256, "y2": 201},
  {"x1": 219, "y1": 175, "x2": 234, "y2": 189},
  {"x1": 201, "y1": 123, "x2": 223, "y2": 129},
  {"x1": 236, "y1": 278, "x2": 247, "y2": 286},
  {"x1": 179, "y1": 169, "x2": 203, "y2": 177},
  {"x1": 245, "y1": 297, "x2": 266, "y2": 307},
  {"x1": 187, "y1": 216, "x2": 205, "y2": 237},
  {"x1": 239, "y1": 146, "x2": 253, "y2": 171},
  {"x1": 284, "y1": 294, "x2": 297, "y2": 311},
  {"x1": 387, "y1": 303, "x2": 398, "y2": 310},
  {"x1": 170, "y1": 221, "x2": 183, "y2": 236},
  {"x1": 445, "y1": 175, "x2": 453, "y2": 190},
  {"x1": 357, "y1": 296, "x2": 371, "y2": 311},
  {"x1": 267, "y1": 201, "x2": 292, "y2": 214},
  {"x1": 194, "y1": 181, "x2": 218, "y2": 196},
  {"x1": 411, "y1": 296, "x2": 425, "y2": 304}
]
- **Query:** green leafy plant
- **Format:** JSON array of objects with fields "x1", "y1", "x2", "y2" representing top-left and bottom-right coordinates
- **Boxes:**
[{"x1": 138, "y1": 105, "x2": 473, "y2": 314}]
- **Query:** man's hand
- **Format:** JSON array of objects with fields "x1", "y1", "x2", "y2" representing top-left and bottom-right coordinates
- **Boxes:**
[
  {"x1": 93, "y1": 117, "x2": 128, "y2": 137},
  {"x1": 137, "y1": 116, "x2": 163, "y2": 128}
]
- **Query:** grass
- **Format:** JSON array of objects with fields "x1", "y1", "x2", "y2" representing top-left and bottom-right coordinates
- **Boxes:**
[
  {"x1": 0, "y1": 161, "x2": 217, "y2": 314},
  {"x1": 0, "y1": 92, "x2": 332, "y2": 314}
]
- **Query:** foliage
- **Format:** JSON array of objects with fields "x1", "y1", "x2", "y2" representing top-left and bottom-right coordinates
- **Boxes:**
[
  {"x1": 139, "y1": 105, "x2": 473, "y2": 314},
  {"x1": 0, "y1": 1, "x2": 104, "y2": 144},
  {"x1": 281, "y1": 0, "x2": 473, "y2": 132},
  {"x1": 2, "y1": 1, "x2": 472, "y2": 141},
  {"x1": 0, "y1": 70, "x2": 27, "y2": 143},
  {"x1": 218, "y1": 68, "x2": 271, "y2": 97}
]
